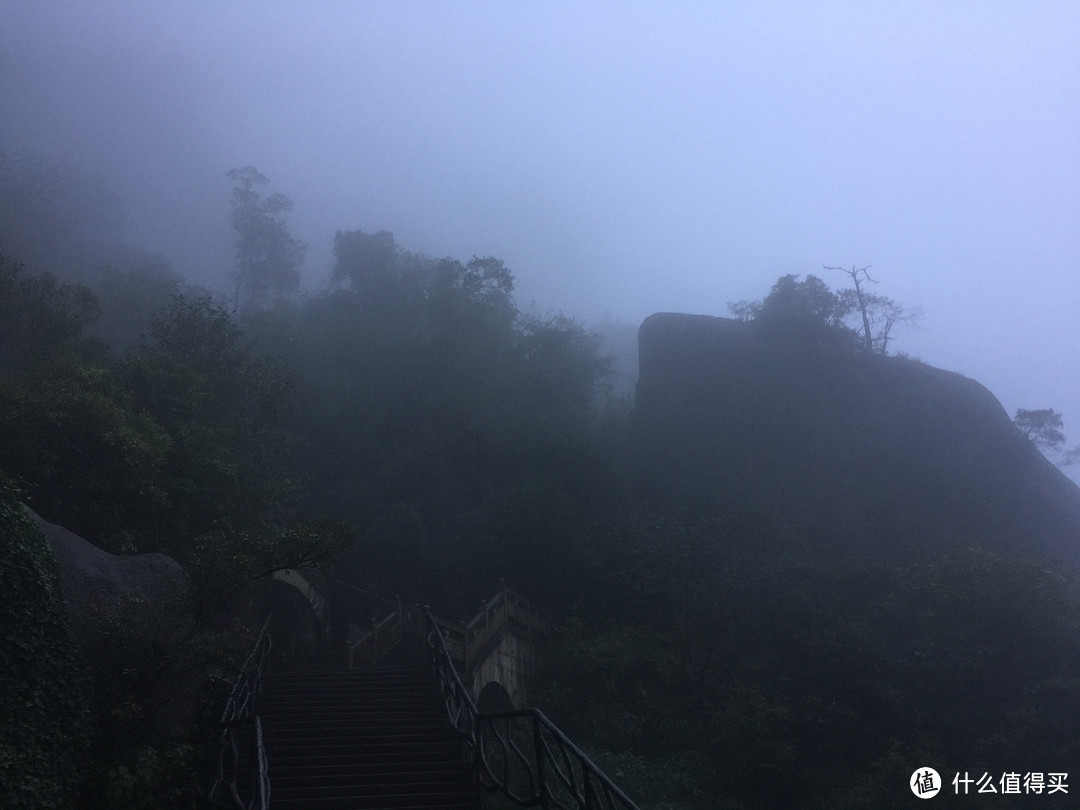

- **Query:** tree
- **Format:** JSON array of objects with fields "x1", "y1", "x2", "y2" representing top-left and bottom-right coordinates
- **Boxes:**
[
  {"x1": 726, "y1": 298, "x2": 761, "y2": 322},
  {"x1": 829, "y1": 264, "x2": 875, "y2": 352},
  {"x1": 826, "y1": 264, "x2": 918, "y2": 355},
  {"x1": 728, "y1": 271, "x2": 918, "y2": 356},
  {"x1": 122, "y1": 295, "x2": 295, "y2": 555},
  {"x1": 0, "y1": 257, "x2": 100, "y2": 376},
  {"x1": 330, "y1": 229, "x2": 399, "y2": 289},
  {"x1": 448, "y1": 255, "x2": 515, "y2": 310},
  {"x1": 86, "y1": 254, "x2": 184, "y2": 352},
  {"x1": 1014, "y1": 408, "x2": 1066, "y2": 454},
  {"x1": 227, "y1": 167, "x2": 305, "y2": 311},
  {"x1": 0, "y1": 259, "x2": 171, "y2": 551},
  {"x1": 0, "y1": 150, "x2": 125, "y2": 283},
  {"x1": 743, "y1": 274, "x2": 855, "y2": 344}
]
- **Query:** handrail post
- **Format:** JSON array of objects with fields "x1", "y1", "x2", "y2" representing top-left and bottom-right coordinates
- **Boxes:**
[
  {"x1": 212, "y1": 617, "x2": 273, "y2": 810},
  {"x1": 394, "y1": 596, "x2": 402, "y2": 646},
  {"x1": 533, "y1": 711, "x2": 547, "y2": 809}
]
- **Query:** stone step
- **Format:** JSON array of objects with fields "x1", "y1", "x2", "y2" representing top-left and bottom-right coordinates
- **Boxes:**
[
  {"x1": 269, "y1": 762, "x2": 469, "y2": 785},
  {"x1": 269, "y1": 793, "x2": 477, "y2": 810},
  {"x1": 254, "y1": 654, "x2": 478, "y2": 809},
  {"x1": 258, "y1": 770, "x2": 472, "y2": 792}
]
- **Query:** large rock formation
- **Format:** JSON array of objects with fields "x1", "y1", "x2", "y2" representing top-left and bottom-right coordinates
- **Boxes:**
[
  {"x1": 633, "y1": 312, "x2": 1080, "y2": 567},
  {"x1": 27, "y1": 509, "x2": 189, "y2": 638}
]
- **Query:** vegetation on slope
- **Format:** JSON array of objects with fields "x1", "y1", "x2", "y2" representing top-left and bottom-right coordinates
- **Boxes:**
[
  {"x1": 542, "y1": 515, "x2": 1080, "y2": 808},
  {"x1": 0, "y1": 473, "x2": 89, "y2": 810},
  {"x1": 2, "y1": 159, "x2": 1079, "y2": 808}
]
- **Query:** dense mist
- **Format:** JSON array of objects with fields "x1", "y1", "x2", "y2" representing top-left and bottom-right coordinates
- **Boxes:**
[
  {"x1": 2, "y1": 1, "x2": 1078, "y2": 456},
  {"x1": 3, "y1": 4, "x2": 1080, "y2": 809}
]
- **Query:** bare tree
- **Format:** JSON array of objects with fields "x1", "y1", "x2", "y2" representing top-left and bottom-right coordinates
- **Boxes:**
[
  {"x1": 873, "y1": 295, "x2": 918, "y2": 355},
  {"x1": 827, "y1": 264, "x2": 875, "y2": 352},
  {"x1": 826, "y1": 264, "x2": 918, "y2": 355}
]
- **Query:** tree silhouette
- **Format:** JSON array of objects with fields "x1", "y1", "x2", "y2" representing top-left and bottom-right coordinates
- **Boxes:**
[
  {"x1": 1014, "y1": 408, "x2": 1066, "y2": 453},
  {"x1": 826, "y1": 264, "x2": 919, "y2": 355},
  {"x1": 227, "y1": 166, "x2": 305, "y2": 311}
]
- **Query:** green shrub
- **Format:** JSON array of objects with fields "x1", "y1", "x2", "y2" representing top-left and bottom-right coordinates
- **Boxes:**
[{"x1": 0, "y1": 471, "x2": 90, "y2": 809}]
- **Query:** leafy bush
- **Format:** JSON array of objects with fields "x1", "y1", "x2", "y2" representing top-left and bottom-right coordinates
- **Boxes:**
[
  {"x1": 540, "y1": 515, "x2": 1080, "y2": 809},
  {"x1": 0, "y1": 471, "x2": 90, "y2": 810}
]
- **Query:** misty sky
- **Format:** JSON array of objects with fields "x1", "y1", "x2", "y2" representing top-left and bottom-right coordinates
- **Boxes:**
[{"x1": 2, "y1": 1, "x2": 1078, "y2": 459}]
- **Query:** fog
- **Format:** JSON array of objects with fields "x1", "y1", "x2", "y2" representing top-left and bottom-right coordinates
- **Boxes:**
[{"x1": 2, "y1": 1, "x2": 1078, "y2": 457}]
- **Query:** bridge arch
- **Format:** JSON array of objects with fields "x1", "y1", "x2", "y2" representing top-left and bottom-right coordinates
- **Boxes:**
[
  {"x1": 465, "y1": 617, "x2": 543, "y2": 709},
  {"x1": 343, "y1": 582, "x2": 547, "y2": 709},
  {"x1": 476, "y1": 680, "x2": 514, "y2": 714},
  {"x1": 265, "y1": 569, "x2": 330, "y2": 662}
]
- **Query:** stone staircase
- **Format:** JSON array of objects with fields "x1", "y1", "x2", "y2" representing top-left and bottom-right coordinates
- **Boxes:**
[
  {"x1": 254, "y1": 659, "x2": 479, "y2": 809},
  {"x1": 216, "y1": 583, "x2": 639, "y2": 810}
]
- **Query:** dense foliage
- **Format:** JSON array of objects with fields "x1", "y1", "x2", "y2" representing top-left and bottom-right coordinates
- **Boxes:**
[
  {"x1": 729, "y1": 271, "x2": 916, "y2": 355},
  {"x1": 3, "y1": 160, "x2": 1079, "y2": 808},
  {"x1": 0, "y1": 220, "x2": 620, "y2": 800},
  {"x1": 240, "y1": 231, "x2": 621, "y2": 608},
  {"x1": 542, "y1": 516, "x2": 1080, "y2": 808},
  {"x1": 0, "y1": 254, "x2": 348, "y2": 806},
  {"x1": 0, "y1": 472, "x2": 89, "y2": 810}
]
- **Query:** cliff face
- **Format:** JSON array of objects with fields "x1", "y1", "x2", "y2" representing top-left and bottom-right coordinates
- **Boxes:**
[{"x1": 633, "y1": 312, "x2": 1080, "y2": 567}]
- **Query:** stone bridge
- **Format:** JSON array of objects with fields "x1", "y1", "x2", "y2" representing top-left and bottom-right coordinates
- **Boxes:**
[{"x1": 266, "y1": 571, "x2": 547, "y2": 710}]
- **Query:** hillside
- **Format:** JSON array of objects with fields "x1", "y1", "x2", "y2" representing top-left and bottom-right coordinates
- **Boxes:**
[
  {"x1": 632, "y1": 312, "x2": 1080, "y2": 567},
  {"x1": 7, "y1": 236, "x2": 1080, "y2": 807}
]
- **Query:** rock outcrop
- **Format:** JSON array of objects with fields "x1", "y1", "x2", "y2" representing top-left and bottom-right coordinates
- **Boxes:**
[
  {"x1": 633, "y1": 312, "x2": 1080, "y2": 567},
  {"x1": 27, "y1": 509, "x2": 189, "y2": 637}
]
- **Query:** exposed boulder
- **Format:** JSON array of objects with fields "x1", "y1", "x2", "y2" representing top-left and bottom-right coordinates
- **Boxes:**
[
  {"x1": 633, "y1": 312, "x2": 1080, "y2": 567},
  {"x1": 27, "y1": 508, "x2": 189, "y2": 638}
]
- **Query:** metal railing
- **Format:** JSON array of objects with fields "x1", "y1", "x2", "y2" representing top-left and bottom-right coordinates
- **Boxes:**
[
  {"x1": 210, "y1": 579, "x2": 630, "y2": 810},
  {"x1": 346, "y1": 598, "x2": 409, "y2": 668},
  {"x1": 425, "y1": 605, "x2": 480, "y2": 744},
  {"x1": 424, "y1": 606, "x2": 641, "y2": 810},
  {"x1": 273, "y1": 576, "x2": 635, "y2": 809},
  {"x1": 478, "y1": 709, "x2": 641, "y2": 810},
  {"x1": 211, "y1": 618, "x2": 272, "y2": 810},
  {"x1": 346, "y1": 580, "x2": 546, "y2": 671}
]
